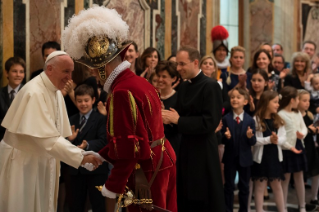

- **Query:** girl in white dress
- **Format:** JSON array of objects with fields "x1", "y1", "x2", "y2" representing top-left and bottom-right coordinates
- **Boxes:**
[{"x1": 278, "y1": 86, "x2": 308, "y2": 212}]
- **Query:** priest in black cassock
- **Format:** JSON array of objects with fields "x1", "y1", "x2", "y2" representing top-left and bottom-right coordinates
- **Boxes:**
[{"x1": 162, "y1": 46, "x2": 225, "y2": 212}]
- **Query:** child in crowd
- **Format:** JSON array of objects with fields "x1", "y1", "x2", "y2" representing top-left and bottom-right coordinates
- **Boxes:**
[
  {"x1": 221, "y1": 87, "x2": 256, "y2": 212},
  {"x1": 66, "y1": 84, "x2": 108, "y2": 212},
  {"x1": 245, "y1": 69, "x2": 270, "y2": 205},
  {"x1": 246, "y1": 69, "x2": 269, "y2": 116},
  {"x1": 305, "y1": 73, "x2": 319, "y2": 115},
  {"x1": 149, "y1": 72, "x2": 159, "y2": 89},
  {"x1": 278, "y1": 86, "x2": 309, "y2": 212},
  {"x1": 251, "y1": 90, "x2": 287, "y2": 212},
  {"x1": 297, "y1": 90, "x2": 319, "y2": 205}
]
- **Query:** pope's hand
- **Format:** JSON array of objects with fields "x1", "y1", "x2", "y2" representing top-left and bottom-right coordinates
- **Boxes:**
[
  {"x1": 83, "y1": 151, "x2": 107, "y2": 162},
  {"x1": 80, "y1": 153, "x2": 103, "y2": 171}
]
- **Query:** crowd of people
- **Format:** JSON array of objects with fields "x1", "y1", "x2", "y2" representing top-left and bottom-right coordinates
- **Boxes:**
[{"x1": 1, "y1": 6, "x2": 319, "y2": 212}]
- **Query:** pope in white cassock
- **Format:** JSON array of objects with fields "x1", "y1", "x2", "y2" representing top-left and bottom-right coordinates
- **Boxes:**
[{"x1": 0, "y1": 51, "x2": 103, "y2": 212}]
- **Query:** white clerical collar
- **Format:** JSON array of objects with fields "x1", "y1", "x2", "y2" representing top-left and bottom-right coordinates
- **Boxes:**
[
  {"x1": 40, "y1": 71, "x2": 58, "y2": 92},
  {"x1": 8, "y1": 84, "x2": 21, "y2": 94},
  {"x1": 103, "y1": 60, "x2": 131, "y2": 93},
  {"x1": 233, "y1": 111, "x2": 244, "y2": 121},
  {"x1": 187, "y1": 69, "x2": 202, "y2": 83},
  {"x1": 216, "y1": 59, "x2": 230, "y2": 69}
]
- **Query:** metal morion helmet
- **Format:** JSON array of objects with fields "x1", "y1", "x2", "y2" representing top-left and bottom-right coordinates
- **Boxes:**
[
  {"x1": 61, "y1": 5, "x2": 132, "y2": 81},
  {"x1": 211, "y1": 25, "x2": 229, "y2": 54}
]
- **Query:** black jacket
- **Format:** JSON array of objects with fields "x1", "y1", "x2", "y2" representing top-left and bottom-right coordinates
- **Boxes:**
[
  {"x1": 0, "y1": 84, "x2": 23, "y2": 140},
  {"x1": 68, "y1": 110, "x2": 108, "y2": 175}
]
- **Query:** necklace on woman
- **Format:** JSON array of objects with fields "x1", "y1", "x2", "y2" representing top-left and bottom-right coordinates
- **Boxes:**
[
  {"x1": 231, "y1": 68, "x2": 245, "y2": 75},
  {"x1": 161, "y1": 90, "x2": 176, "y2": 100}
]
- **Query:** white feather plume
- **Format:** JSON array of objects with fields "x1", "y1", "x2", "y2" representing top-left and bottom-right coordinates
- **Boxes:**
[{"x1": 61, "y1": 5, "x2": 129, "y2": 60}]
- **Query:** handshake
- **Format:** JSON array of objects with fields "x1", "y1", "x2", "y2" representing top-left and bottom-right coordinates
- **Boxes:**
[{"x1": 80, "y1": 151, "x2": 106, "y2": 171}]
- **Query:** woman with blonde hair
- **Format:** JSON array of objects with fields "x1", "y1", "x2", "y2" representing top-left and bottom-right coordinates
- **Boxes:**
[
  {"x1": 200, "y1": 54, "x2": 218, "y2": 79},
  {"x1": 220, "y1": 46, "x2": 252, "y2": 95},
  {"x1": 284, "y1": 52, "x2": 311, "y2": 89}
]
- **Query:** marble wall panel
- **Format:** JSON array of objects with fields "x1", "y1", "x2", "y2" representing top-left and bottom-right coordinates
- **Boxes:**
[
  {"x1": 2, "y1": 0, "x2": 14, "y2": 86},
  {"x1": 64, "y1": 0, "x2": 75, "y2": 27},
  {"x1": 84, "y1": 0, "x2": 90, "y2": 9},
  {"x1": 147, "y1": 0, "x2": 158, "y2": 48},
  {"x1": 301, "y1": 3, "x2": 312, "y2": 39},
  {"x1": 171, "y1": 0, "x2": 178, "y2": 55},
  {"x1": 106, "y1": 0, "x2": 146, "y2": 53},
  {"x1": 200, "y1": 0, "x2": 206, "y2": 56},
  {"x1": 273, "y1": 0, "x2": 294, "y2": 63},
  {"x1": 302, "y1": 2, "x2": 319, "y2": 55},
  {"x1": 14, "y1": 0, "x2": 26, "y2": 61},
  {"x1": 0, "y1": 0, "x2": 3, "y2": 86},
  {"x1": 29, "y1": 0, "x2": 61, "y2": 73},
  {"x1": 154, "y1": 0, "x2": 165, "y2": 58},
  {"x1": 178, "y1": 0, "x2": 201, "y2": 49},
  {"x1": 249, "y1": 0, "x2": 274, "y2": 61},
  {"x1": 93, "y1": 0, "x2": 105, "y2": 6}
]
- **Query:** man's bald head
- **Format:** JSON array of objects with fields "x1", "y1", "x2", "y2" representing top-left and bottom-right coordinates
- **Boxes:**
[{"x1": 45, "y1": 54, "x2": 74, "y2": 90}]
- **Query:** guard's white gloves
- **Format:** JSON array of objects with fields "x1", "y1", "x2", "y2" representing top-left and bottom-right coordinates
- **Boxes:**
[
  {"x1": 102, "y1": 184, "x2": 117, "y2": 199},
  {"x1": 81, "y1": 163, "x2": 95, "y2": 171}
]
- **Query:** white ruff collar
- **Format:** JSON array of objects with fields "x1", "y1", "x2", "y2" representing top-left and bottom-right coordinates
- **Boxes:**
[
  {"x1": 216, "y1": 59, "x2": 230, "y2": 69},
  {"x1": 103, "y1": 60, "x2": 131, "y2": 93}
]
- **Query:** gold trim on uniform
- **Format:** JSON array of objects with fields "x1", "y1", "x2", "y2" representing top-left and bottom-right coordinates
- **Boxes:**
[
  {"x1": 109, "y1": 93, "x2": 114, "y2": 137},
  {"x1": 128, "y1": 91, "x2": 137, "y2": 128},
  {"x1": 146, "y1": 95, "x2": 152, "y2": 115}
]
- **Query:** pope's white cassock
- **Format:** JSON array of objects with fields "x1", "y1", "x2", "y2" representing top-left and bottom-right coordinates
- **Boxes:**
[{"x1": 0, "y1": 72, "x2": 84, "y2": 212}]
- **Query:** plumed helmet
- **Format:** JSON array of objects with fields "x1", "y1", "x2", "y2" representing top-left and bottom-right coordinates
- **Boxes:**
[
  {"x1": 61, "y1": 5, "x2": 132, "y2": 81},
  {"x1": 211, "y1": 25, "x2": 229, "y2": 54}
]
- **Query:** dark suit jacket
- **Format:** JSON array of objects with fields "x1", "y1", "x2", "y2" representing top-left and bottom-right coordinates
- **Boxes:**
[
  {"x1": 0, "y1": 84, "x2": 23, "y2": 140},
  {"x1": 68, "y1": 110, "x2": 108, "y2": 175},
  {"x1": 221, "y1": 112, "x2": 256, "y2": 167}
]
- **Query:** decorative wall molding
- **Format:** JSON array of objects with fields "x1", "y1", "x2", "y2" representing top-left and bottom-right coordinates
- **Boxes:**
[
  {"x1": 22, "y1": 0, "x2": 30, "y2": 80},
  {"x1": 175, "y1": 0, "x2": 181, "y2": 49},
  {"x1": 152, "y1": 0, "x2": 161, "y2": 48},
  {"x1": 140, "y1": 0, "x2": 151, "y2": 49},
  {"x1": 197, "y1": 0, "x2": 203, "y2": 50},
  {"x1": 60, "y1": 0, "x2": 67, "y2": 50}
]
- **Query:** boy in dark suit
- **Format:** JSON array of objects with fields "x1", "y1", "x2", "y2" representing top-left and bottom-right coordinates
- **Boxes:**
[
  {"x1": 0, "y1": 57, "x2": 25, "y2": 140},
  {"x1": 221, "y1": 87, "x2": 256, "y2": 212},
  {"x1": 66, "y1": 84, "x2": 108, "y2": 212}
]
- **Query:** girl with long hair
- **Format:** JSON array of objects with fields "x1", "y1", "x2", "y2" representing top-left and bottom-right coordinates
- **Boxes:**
[
  {"x1": 251, "y1": 90, "x2": 286, "y2": 212},
  {"x1": 246, "y1": 69, "x2": 269, "y2": 116},
  {"x1": 297, "y1": 90, "x2": 319, "y2": 206},
  {"x1": 278, "y1": 86, "x2": 309, "y2": 212}
]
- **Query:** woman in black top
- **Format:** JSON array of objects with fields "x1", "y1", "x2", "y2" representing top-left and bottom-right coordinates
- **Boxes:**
[
  {"x1": 250, "y1": 49, "x2": 281, "y2": 92},
  {"x1": 156, "y1": 60, "x2": 181, "y2": 158},
  {"x1": 284, "y1": 52, "x2": 311, "y2": 89}
]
